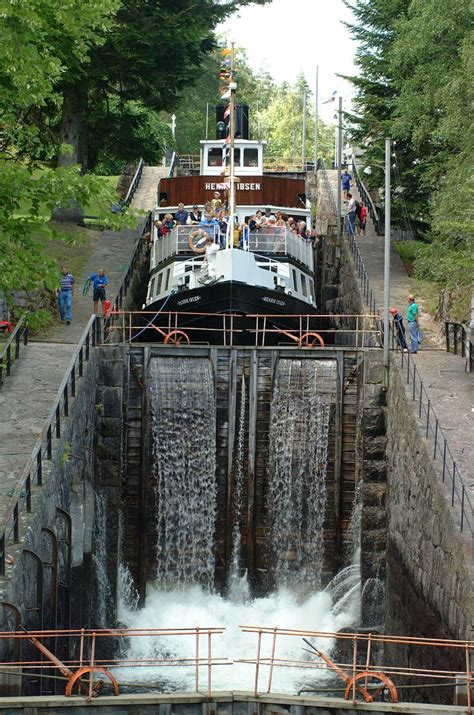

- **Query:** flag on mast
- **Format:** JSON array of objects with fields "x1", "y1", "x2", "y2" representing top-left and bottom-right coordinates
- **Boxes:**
[{"x1": 322, "y1": 90, "x2": 337, "y2": 104}]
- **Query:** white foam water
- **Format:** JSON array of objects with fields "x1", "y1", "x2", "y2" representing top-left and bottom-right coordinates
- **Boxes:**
[{"x1": 117, "y1": 581, "x2": 359, "y2": 693}]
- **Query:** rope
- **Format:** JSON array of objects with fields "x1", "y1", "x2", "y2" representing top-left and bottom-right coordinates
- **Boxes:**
[{"x1": 82, "y1": 278, "x2": 92, "y2": 296}]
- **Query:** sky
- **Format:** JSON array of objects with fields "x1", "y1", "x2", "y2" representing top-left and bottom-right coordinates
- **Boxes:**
[{"x1": 218, "y1": 0, "x2": 358, "y2": 123}]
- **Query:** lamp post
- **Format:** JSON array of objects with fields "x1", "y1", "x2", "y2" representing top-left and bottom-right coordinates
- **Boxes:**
[
  {"x1": 383, "y1": 138, "x2": 391, "y2": 384},
  {"x1": 336, "y1": 97, "x2": 343, "y2": 241},
  {"x1": 364, "y1": 140, "x2": 392, "y2": 383}
]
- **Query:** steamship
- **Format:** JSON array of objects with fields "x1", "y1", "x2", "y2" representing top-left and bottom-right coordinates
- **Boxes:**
[{"x1": 143, "y1": 104, "x2": 321, "y2": 346}]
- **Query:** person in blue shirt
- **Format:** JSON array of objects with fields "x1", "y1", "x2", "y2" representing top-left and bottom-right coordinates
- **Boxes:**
[
  {"x1": 89, "y1": 269, "x2": 108, "y2": 315},
  {"x1": 341, "y1": 170, "x2": 352, "y2": 200},
  {"x1": 55, "y1": 265, "x2": 74, "y2": 324}
]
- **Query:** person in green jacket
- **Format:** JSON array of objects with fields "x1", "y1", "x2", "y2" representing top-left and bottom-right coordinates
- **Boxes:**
[{"x1": 406, "y1": 294, "x2": 421, "y2": 353}]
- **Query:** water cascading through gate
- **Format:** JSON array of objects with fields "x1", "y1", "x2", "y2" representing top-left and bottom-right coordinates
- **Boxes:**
[
  {"x1": 149, "y1": 357, "x2": 217, "y2": 591},
  {"x1": 118, "y1": 355, "x2": 358, "y2": 693},
  {"x1": 269, "y1": 359, "x2": 336, "y2": 594}
]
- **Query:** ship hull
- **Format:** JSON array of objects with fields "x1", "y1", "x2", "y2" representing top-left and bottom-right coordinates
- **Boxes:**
[{"x1": 133, "y1": 282, "x2": 328, "y2": 346}]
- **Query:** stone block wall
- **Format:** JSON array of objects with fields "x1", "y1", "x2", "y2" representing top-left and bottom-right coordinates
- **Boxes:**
[
  {"x1": 360, "y1": 351, "x2": 388, "y2": 628},
  {"x1": 0, "y1": 352, "x2": 99, "y2": 694},
  {"x1": 94, "y1": 346, "x2": 126, "y2": 627},
  {"x1": 384, "y1": 356, "x2": 473, "y2": 692}
]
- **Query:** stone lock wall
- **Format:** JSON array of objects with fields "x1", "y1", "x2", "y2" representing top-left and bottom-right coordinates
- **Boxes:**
[
  {"x1": 384, "y1": 356, "x2": 473, "y2": 692},
  {"x1": 0, "y1": 352, "x2": 99, "y2": 695}
]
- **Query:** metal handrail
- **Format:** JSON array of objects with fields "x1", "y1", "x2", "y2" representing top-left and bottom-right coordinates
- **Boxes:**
[
  {"x1": 123, "y1": 158, "x2": 145, "y2": 207},
  {"x1": 104, "y1": 310, "x2": 381, "y2": 349},
  {"x1": 319, "y1": 159, "x2": 337, "y2": 215},
  {"x1": 351, "y1": 154, "x2": 382, "y2": 235},
  {"x1": 168, "y1": 151, "x2": 177, "y2": 178},
  {"x1": 0, "y1": 315, "x2": 29, "y2": 388},
  {"x1": 319, "y1": 162, "x2": 378, "y2": 315},
  {"x1": 396, "y1": 348, "x2": 473, "y2": 539},
  {"x1": 241, "y1": 624, "x2": 473, "y2": 706},
  {"x1": 445, "y1": 321, "x2": 473, "y2": 372},
  {"x1": 0, "y1": 315, "x2": 99, "y2": 576}
]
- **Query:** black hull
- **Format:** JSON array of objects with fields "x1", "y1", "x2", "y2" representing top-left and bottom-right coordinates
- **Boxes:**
[{"x1": 131, "y1": 282, "x2": 330, "y2": 346}]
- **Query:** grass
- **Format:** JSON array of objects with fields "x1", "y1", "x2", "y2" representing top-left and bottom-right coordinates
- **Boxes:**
[
  {"x1": 395, "y1": 241, "x2": 470, "y2": 323},
  {"x1": 394, "y1": 240, "x2": 424, "y2": 275},
  {"x1": 44, "y1": 224, "x2": 103, "y2": 279},
  {"x1": 13, "y1": 174, "x2": 120, "y2": 220}
]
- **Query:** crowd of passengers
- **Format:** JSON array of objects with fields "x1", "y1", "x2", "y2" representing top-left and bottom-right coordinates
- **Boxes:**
[{"x1": 150, "y1": 192, "x2": 315, "y2": 250}]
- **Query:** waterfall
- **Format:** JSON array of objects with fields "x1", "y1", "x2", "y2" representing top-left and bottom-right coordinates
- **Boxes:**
[
  {"x1": 269, "y1": 359, "x2": 336, "y2": 594},
  {"x1": 227, "y1": 375, "x2": 249, "y2": 602},
  {"x1": 149, "y1": 357, "x2": 217, "y2": 592},
  {"x1": 93, "y1": 491, "x2": 113, "y2": 627}
]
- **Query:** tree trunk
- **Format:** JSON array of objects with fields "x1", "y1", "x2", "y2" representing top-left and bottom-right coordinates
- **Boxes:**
[{"x1": 52, "y1": 82, "x2": 88, "y2": 223}]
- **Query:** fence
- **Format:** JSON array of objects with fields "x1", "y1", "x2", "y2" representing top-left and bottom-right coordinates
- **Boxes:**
[
  {"x1": 0, "y1": 316, "x2": 100, "y2": 576},
  {"x1": 351, "y1": 155, "x2": 382, "y2": 236},
  {"x1": 0, "y1": 315, "x2": 29, "y2": 388},
  {"x1": 241, "y1": 625, "x2": 473, "y2": 707},
  {"x1": 123, "y1": 158, "x2": 145, "y2": 207},
  {"x1": 0, "y1": 625, "x2": 472, "y2": 707},
  {"x1": 0, "y1": 626, "x2": 226, "y2": 700},
  {"x1": 395, "y1": 348, "x2": 472, "y2": 540},
  {"x1": 103, "y1": 310, "x2": 380, "y2": 349},
  {"x1": 446, "y1": 321, "x2": 473, "y2": 373},
  {"x1": 319, "y1": 161, "x2": 377, "y2": 315}
]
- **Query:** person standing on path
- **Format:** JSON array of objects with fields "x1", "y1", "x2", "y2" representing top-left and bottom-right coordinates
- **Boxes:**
[
  {"x1": 407, "y1": 294, "x2": 421, "y2": 353},
  {"x1": 56, "y1": 266, "x2": 74, "y2": 325},
  {"x1": 341, "y1": 169, "x2": 352, "y2": 201},
  {"x1": 346, "y1": 194, "x2": 357, "y2": 236},
  {"x1": 390, "y1": 307, "x2": 408, "y2": 351},
  {"x1": 89, "y1": 269, "x2": 108, "y2": 315}
]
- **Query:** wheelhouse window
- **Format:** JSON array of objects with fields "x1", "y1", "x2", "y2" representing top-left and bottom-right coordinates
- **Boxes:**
[
  {"x1": 208, "y1": 148, "x2": 223, "y2": 167},
  {"x1": 157, "y1": 272, "x2": 163, "y2": 295},
  {"x1": 234, "y1": 148, "x2": 241, "y2": 166},
  {"x1": 165, "y1": 268, "x2": 171, "y2": 291},
  {"x1": 244, "y1": 148, "x2": 259, "y2": 167},
  {"x1": 292, "y1": 269, "x2": 298, "y2": 292},
  {"x1": 149, "y1": 278, "x2": 156, "y2": 299}
]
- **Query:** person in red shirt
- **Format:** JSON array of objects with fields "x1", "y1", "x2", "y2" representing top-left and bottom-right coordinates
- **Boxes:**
[{"x1": 359, "y1": 201, "x2": 367, "y2": 236}]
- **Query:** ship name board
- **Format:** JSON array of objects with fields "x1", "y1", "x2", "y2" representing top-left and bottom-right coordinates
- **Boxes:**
[{"x1": 205, "y1": 182, "x2": 261, "y2": 191}]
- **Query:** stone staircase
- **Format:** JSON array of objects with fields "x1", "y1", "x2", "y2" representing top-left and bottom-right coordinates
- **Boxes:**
[{"x1": 130, "y1": 166, "x2": 169, "y2": 211}]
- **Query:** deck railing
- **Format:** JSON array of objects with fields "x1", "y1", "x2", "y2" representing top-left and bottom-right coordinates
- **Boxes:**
[
  {"x1": 0, "y1": 314, "x2": 29, "y2": 388},
  {"x1": 248, "y1": 228, "x2": 314, "y2": 271},
  {"x1": 151, "y1": 225, "x2": 314, "y2": 272}
]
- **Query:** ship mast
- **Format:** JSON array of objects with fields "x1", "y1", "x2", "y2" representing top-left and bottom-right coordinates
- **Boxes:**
[{"x1": 227, "y1": 43, "x2": 237, "y2": 250}]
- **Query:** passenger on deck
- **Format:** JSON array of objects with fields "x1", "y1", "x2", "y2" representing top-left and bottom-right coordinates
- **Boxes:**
[
  {"x1": 189, "y1": 205, "x2": 202, "y2": 224},
  {"x1": 287, "y1": 217, "x2": 296, "y2": 232},
  {"x1": 162, "y1": 214, "x2": 176, "y2": 234},
  {"x1": 174, "y1": 202, "x2": 188, "y2": 225},
  {"x1": 276, "y1": 212, "x2": 288, "y2": 227},
  {"x1": 211, "y1": 192, "x2": 222, "y2": 211},
  {"x1": 189, "y1": 229, "x2": 220, "y2": 261}
]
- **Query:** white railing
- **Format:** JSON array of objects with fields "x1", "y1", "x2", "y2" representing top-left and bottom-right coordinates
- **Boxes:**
[
  {"x1": 151, "y1": 225, "x2": 314, "y2": 272},
  {"x1": 152, "y1": 225, "x2": 221, "y2": 267},
  {"x1": 248, "y1": 228, "x2": 314, "y2": 271}
]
